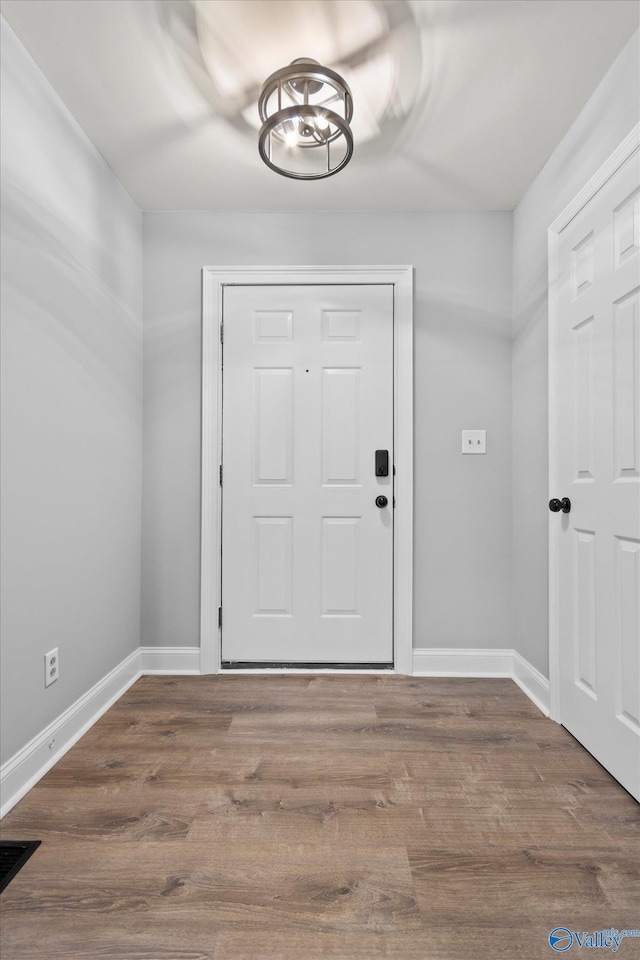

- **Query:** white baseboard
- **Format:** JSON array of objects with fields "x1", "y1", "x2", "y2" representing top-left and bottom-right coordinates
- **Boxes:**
[
  {"x1": 412, "y1": 647, "x2": 550, "y2": 716},
  {"x1": 511, "y1": 651, "x2": 550, "y2": 716},
  {"x1": 412, "y1": 647, "x2": 514, "y2": 677},
  {"x1": 0, "y1": 648, "x2": 141, "y2": 819},
  {"x1": 139, "y1": 646, "x2": 201, "y2": 674}
]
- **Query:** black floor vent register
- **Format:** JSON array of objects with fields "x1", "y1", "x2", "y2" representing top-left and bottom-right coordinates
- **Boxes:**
[{"x1": 0, "y1": 841, "x2": 41, "y2": 893}]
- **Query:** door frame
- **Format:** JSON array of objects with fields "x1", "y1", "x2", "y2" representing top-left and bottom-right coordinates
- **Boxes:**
[
  {"x1": 200, "y1": 265, "x2": 413, "y2": 675},
  {"x1": 547, "y1": 123, "x2": 639, "y2": 722}
]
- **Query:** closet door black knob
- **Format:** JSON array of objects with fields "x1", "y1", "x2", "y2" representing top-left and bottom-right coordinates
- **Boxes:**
[
  {"x1": 375, "y1": 495, "x2": 388, "y2": 508},
  {"x1": 549, "y1": 497, "x2": 571, "y2": 514}
]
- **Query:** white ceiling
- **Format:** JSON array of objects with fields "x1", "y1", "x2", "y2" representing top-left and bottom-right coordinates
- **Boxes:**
[{"x1": 1, "y1": 0, "x2": 638, "y2": 211}]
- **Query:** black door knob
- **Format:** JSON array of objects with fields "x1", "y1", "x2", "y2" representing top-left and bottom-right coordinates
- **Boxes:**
[
  {"x1": 375, "y1": 495, "x2": 388, "y2": 508},
  {"x1": 549, "y1": 497, "x2": 571, "y2": 514}
]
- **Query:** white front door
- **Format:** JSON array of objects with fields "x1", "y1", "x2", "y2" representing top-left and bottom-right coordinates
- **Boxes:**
[
  {"x1": 551, "y1": 144, "x2": 640, "y2": 800},
  {"x1": 221, "y1": 284, "x2": 394, "y2": 666}
]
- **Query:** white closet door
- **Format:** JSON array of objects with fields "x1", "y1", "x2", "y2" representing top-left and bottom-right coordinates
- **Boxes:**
[{"x1": 553, "y1": 148, "x2": 640, "y2": 800}]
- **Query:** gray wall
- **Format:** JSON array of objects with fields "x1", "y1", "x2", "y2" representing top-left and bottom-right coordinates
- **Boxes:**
[
  {"x1": 0, "y1": 20, "x2": 143, "y2": 764},
  {"x1": 142, "y1": 211, "x2": 513, "y2": 652},
  {"x1": 512, "y1": 29, "x2": 640, "y2": 677}
]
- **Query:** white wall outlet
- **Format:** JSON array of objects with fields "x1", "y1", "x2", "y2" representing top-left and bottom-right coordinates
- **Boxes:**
[
  {"x1": 462, "y1": 429, "x2": 487, "y2": 454},
  {"x1": 45, "y1": 648, "x2": 59, "y2": 686}
]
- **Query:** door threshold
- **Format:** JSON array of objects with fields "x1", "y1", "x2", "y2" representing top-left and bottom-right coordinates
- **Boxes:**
[{"x1": 221, "y1": 661, "x2": 394, "y2": 671}]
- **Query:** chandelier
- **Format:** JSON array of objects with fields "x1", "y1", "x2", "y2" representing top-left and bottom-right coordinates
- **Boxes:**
[{"x1": 258, "y1": 58, "x2": 354, "y2": 180}]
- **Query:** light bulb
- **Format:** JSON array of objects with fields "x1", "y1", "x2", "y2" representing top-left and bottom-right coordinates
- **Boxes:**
[{"x1": 282, "y1": 118, "x2": 298, "y2": 147}]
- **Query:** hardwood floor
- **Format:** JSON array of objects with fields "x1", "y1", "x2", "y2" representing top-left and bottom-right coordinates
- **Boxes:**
[{"x1": 1, "y1": 675, "x2": 638, "y2": 960}]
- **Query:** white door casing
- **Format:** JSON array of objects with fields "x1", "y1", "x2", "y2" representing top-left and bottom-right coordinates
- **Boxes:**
[
  {"x1": 549, "y1": 125, "x2": 640, "y2": 801},
  {"x1": 221, "y1": 284, "x2": 393, "y2": 665},
  {"x1": 200, "y1": 266, "x2": 413, "y2": 674}
]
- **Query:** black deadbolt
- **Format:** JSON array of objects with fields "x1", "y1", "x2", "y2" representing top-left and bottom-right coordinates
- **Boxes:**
[
  {"x1": 376, "y1": 495, "x2": 388, "y2": 508},
  {"x1": 375, "y1": 450, "x2": 389, "y2": 477}
]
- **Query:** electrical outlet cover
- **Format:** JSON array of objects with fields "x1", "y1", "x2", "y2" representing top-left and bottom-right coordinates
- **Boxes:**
[{"x1": 45, "y1": 648, "x2": 59, "y2": 687}]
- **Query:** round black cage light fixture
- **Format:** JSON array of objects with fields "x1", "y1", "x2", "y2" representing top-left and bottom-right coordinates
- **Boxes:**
[{"x1": 258, "y1": 58, "x2": 353, "y2": 180}]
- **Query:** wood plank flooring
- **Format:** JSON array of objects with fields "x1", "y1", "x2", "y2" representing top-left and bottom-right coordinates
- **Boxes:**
[{"x1": 1, "y1": 675, "x2": 638, "y2": 959}]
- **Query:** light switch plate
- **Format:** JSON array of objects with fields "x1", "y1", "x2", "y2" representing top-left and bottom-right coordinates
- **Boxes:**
[{"x1": 462, "y1": 429, "x2": 486, "y2": 454}]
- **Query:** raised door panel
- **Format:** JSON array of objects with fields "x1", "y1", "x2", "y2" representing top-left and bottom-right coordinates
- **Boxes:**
[
  {"x1": 322, "y1": 517, "x2": 360, "y2": 617},
  {"x1": 254, "y1": 310, "x2": 293, "y2": 342},
  {"x1": 572, "y1": 316, "x2": 596, "y2": 481},
  {"x1": 254, "y1": 369, "x2": 293, "y2": 485},
  {"x1": 571, "y1": 231, "x2": 594, "y2": 299},
  {"x1": 613, "y1": 290, "x2": 639, "y2": 479},
  {"x1": 573, "y1": 530, "x2": 597, "y2": 697},
  {"x1": 613, "y1": 187, "x2": 640, "y2": 270},
  {"x1": 253, "y1": 517, "x2": 293, "y2": 617},
  {"x1": 322, "y1": 309, "x2": 361, "y2": 342},
  {"x1": 321, "y1": 369, "x2": 360, "y2": 485},
  {"x1": 615, "y1": 537, "x2": 640, "y2": 731}
]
